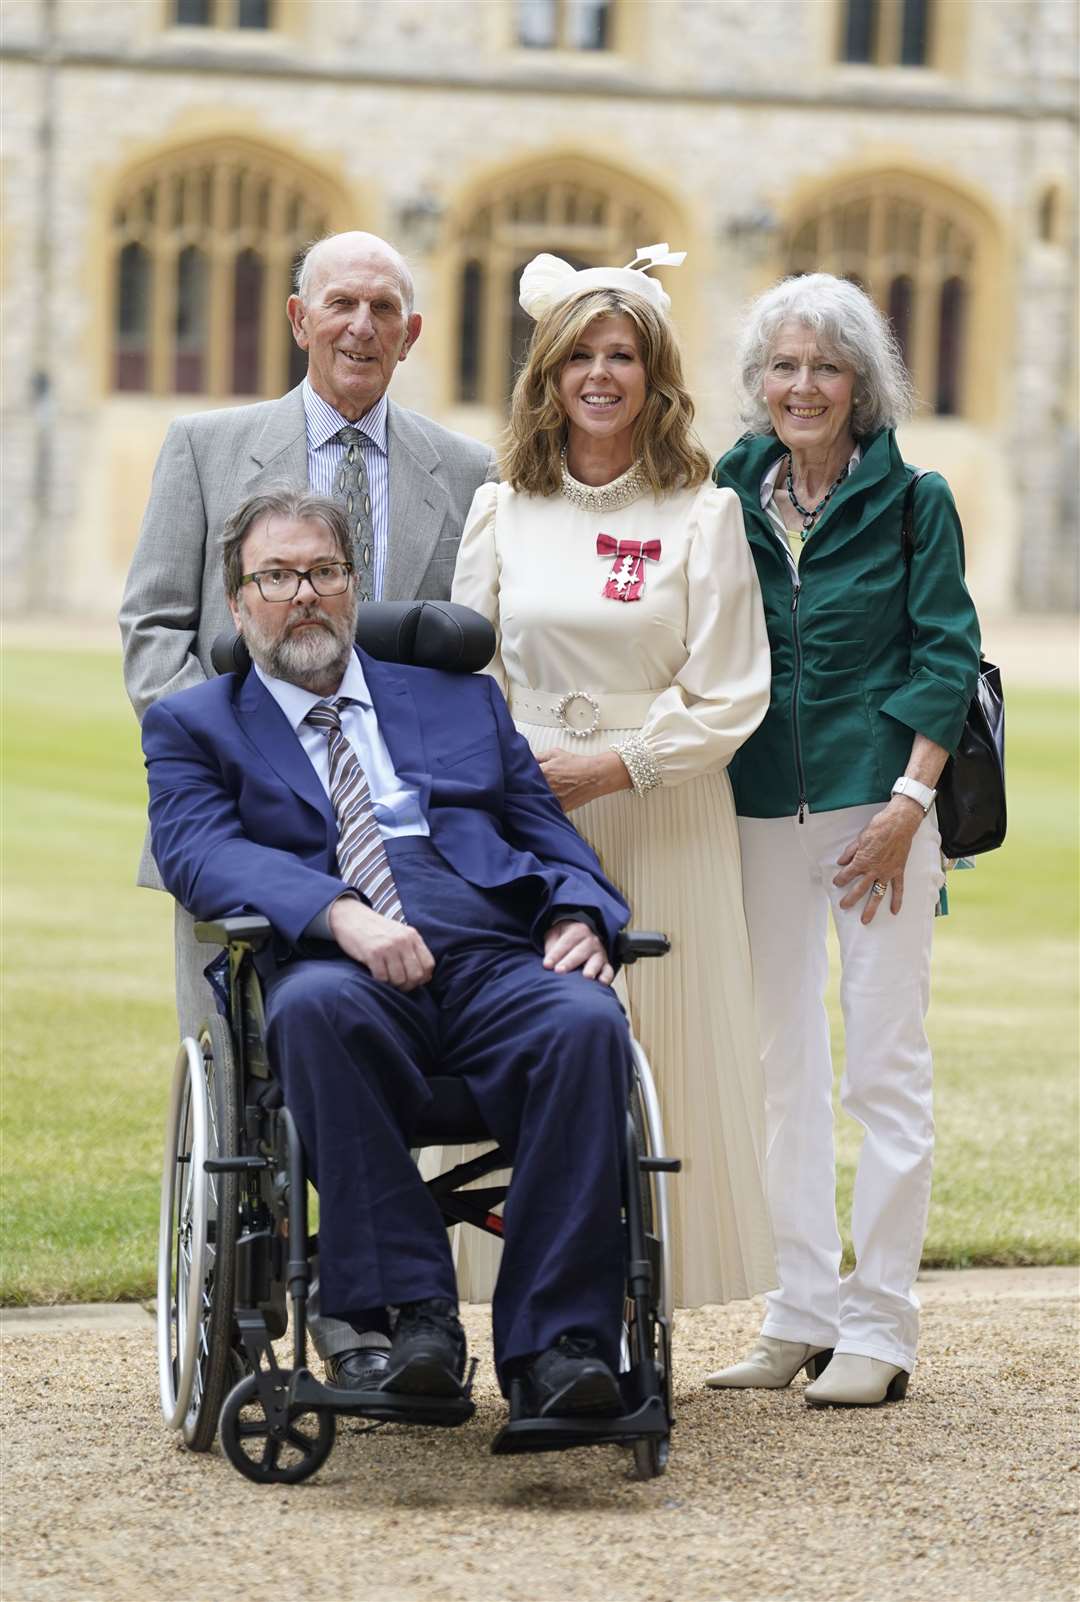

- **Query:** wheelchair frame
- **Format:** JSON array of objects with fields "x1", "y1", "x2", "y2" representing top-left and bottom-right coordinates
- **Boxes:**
[{"x1": 158, "y1": 914, "x2": 679, "y2": 1484}]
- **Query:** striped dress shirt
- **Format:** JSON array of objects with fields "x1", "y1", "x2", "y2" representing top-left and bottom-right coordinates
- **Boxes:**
[
  {"x1": 252, "y1": 654, "x2": 428, "y2": 840},
  {"x1": 302, "y1": 380, "x2": 391, "y2": 601}
]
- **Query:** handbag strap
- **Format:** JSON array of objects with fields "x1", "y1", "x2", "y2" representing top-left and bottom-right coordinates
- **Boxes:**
[
  {"x1": 900, "y1": 467, "x2": 930, "y2": 567},
  {"x1": 902, "y1": 467, "x2": 991, "y2": 685}
]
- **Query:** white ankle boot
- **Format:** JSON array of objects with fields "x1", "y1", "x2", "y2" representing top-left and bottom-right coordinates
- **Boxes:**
[
  {"x1": 803, "y1": 1353, "x2": 909, "y2": 1407},
  {"x1": 705, "y1": 1336, "x2": 833, "y2": 1390}
]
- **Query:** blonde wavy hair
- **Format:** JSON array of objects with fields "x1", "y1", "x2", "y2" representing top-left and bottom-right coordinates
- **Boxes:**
[{"x1": 502, "y1": 288, "x2": 710, "y2": 496}]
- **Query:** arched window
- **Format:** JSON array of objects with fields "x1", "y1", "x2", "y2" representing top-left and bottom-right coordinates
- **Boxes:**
[
  {"x1": 109, "y1": 141, "x2": 340, "y2": 397},
  {"x1": 786, "y1": 178, "x2": 978, "y2": 416},
  {"x1": 454, "y1": 164, "x2": 671, "y2": 408}
]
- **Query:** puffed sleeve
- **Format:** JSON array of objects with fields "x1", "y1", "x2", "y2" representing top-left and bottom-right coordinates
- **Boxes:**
[
  {"x1": 450, "y1": 480, "x2": 509, "y2": 696},
  {"x1": 878, "y1": 472, "x2": 982, "y2": 750},
  {"x1": 615, "y1": 485, "x2": 771, "y2": 791}
]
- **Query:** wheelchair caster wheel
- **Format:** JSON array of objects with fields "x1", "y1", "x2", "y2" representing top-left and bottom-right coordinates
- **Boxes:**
[
  {"x1": 219, "y1": 1374, "x2": 335, "y2": 1484},
  {"x1": 631, "y1": 1435, "x2": 669, "y2": 1481}
]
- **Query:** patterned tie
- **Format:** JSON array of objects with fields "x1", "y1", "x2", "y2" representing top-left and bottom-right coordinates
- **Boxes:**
[
  {"x1": 335, "y1": 426, "x2": 375, "y2": 603},
  {"x1": 305, "y1": 698, "x2": 404, "y2": 922}
]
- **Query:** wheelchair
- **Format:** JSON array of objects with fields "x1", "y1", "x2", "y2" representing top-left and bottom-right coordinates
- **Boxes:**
[{"x1": 156, "y1": 601, "x2": 680, "y2": 1485}]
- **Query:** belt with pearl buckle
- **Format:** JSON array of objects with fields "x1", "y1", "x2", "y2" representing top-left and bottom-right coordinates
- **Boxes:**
[{"x1": 508, "y1": 686, "x2": 658, "y2": 736}]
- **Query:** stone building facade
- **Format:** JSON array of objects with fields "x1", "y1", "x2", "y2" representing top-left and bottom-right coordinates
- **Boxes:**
[{"x1": 1, "y1": 0, "x2": 1076, "y2": 618}]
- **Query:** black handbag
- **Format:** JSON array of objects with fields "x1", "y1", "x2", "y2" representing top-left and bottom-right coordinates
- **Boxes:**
[{"x1": 902, "y1": 471, "x2": 1007, "y2": 857}]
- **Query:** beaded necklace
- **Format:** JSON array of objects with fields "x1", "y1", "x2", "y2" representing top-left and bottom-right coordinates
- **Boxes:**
[
  {"x1": 785, "y1": 454, "x2": 849, "y2": 536},
  {"x1": 560, "y1": 447, "x2": 649, "y2": 513}
]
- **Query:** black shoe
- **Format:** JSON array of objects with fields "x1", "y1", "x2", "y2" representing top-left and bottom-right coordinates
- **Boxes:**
[
  {"x1": 381, "y1": 1299, "x2": 466, "y2": 1398},
  {"x1": 522, "y1": 1335, "x2": 623, "y2": 1419},
  {"x1": 323, "y1": 1347, "x2": 391, "y2": 1392}
]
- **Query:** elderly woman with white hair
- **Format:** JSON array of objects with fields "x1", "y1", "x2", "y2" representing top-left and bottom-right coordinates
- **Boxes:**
[
  {"x1": 707, "y1": 272, "x2": 982, "y2": 1406},
  {"x1": 443, "y1": 248, "x2": 777, "y2": 1314}
]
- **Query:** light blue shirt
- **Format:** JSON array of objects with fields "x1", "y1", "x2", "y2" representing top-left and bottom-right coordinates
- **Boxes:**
[
  {"x1": 253, "y1": 653, "x2": 428, "y2": 840},
  {"x1": 302, "y1": 380, "x2": 391, "y2": 601}
]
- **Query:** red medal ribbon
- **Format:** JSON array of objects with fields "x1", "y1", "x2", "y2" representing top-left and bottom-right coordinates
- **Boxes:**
[{"x1": 596, "y1": 534, "x2": 661, "y2": 602}]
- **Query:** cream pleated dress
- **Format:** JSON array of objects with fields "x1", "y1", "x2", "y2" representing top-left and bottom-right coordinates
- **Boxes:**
[{"x1": 435, "y1": 472, "x2": 777, "y2": 1307}]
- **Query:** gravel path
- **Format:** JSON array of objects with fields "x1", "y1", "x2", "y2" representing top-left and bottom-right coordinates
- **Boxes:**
[{"x1": 3, "y1": 1270, "x2": 1076, "y2": 1602}]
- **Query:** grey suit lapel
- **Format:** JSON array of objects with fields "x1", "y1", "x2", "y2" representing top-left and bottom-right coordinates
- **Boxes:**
[
  {"x1": 244, "y1": 384, "x2": 309, "y2": 492},
  {"x1": 384, "y1": 403, "x2": 450, "y2": 599}
]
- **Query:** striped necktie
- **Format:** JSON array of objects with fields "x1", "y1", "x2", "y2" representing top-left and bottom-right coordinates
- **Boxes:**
[
  {"x1": 335, "y1": 426, "x2": 375, "y2": 603},
  {"x1": 304, "y1": 698, "x2": 404, "y2": 923}
]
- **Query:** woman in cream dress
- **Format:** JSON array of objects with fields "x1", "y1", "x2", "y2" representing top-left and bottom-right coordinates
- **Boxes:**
[{"x1": 443, "y1": 250, "x2": 776, "y2": 1308}]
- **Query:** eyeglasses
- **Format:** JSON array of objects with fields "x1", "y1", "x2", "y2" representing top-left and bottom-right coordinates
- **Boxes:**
[{"x1": 239, "y1": 562, "x2": 354, "y2": 602}]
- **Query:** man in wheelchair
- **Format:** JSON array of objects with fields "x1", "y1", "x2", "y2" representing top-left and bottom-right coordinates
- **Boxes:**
[{"x1": 143, "y1": 487, "x2": 640, "y2": 1429}]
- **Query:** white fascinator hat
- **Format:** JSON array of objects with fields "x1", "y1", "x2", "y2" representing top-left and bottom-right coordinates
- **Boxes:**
[{"x1": 518, "y1": 243, "x2": 686, "y2": 321}]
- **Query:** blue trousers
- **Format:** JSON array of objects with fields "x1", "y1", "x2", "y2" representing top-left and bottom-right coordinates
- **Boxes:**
[{"x1": 264, "y1": 839, "x2": 631, "y2": 1388}]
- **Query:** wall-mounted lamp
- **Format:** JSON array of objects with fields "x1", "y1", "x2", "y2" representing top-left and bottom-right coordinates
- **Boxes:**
[
  {"x1": 396, "y1": 191, "x2": 444, "y2": 255},
  {"x1": 722, "y1": 207, "x2": 780, "y2": 263}
]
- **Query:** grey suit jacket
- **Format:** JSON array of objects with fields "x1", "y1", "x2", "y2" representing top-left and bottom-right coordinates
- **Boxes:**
[{"x1": 119, "y1": 382, "x2": 496, "y2": 884}]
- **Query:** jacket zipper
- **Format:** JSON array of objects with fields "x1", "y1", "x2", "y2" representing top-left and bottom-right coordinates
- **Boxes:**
[
  {"x1": 789, "y1": 578, "x2": 808, "y2": 822},
  {"x1": 764, "y1": 515, "x2": 809, "y2": 822}
]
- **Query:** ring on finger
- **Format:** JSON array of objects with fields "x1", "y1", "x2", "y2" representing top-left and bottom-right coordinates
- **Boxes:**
[{"x1": 870, "y1": 880, "x2": 887, "y2": 898}]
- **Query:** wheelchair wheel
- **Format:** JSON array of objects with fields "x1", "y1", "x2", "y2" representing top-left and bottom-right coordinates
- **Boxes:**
[
  {"x1": 627, "y1": 1044, "x2": 673, "y2": 1482},
  {"x1": 219, "y1": 1374, "x2": 335, "y2": 1485},
  {"x1": 157, "y1": 1015, "x2": 241, "y2": 1450}
]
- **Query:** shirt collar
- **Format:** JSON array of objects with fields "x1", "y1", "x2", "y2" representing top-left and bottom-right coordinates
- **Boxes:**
[
  {"x1": 302, "y1": 379, "x2": 389, "y2": 455},
  {"x1": 253, "y1": 648, "x2": 373, "y2": 732},
  {"x1": 759, "y1": 442, "x2": 863, "y2": 508}
]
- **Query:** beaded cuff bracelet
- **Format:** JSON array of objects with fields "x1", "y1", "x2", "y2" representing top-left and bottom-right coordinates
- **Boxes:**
[{"x1": 612, "y1": 733, "x2": 662, "y2": 797}]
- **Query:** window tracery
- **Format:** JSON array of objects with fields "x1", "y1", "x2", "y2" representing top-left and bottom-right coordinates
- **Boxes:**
[{"x1": 109, "y1": 143, "x2": 336, "y2": 397}]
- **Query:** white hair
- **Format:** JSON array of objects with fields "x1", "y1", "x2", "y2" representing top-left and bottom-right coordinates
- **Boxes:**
[
  {"x1": 736, "y1": 272, "x2": 915, "y2": 435},
  {"x1": 294, "y1": 231, "x2": 415, "y2": 317}
]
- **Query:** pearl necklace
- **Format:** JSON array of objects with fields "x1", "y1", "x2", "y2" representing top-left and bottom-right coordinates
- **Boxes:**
[
  {"x1": 785, "y1": 454, "x2": 849, "y2": 535},
  {"x1": 560, "y1": 448, "x2": 649, "y2": 513}
]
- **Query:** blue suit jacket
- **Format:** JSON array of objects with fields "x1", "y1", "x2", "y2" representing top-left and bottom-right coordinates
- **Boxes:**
[{"x1": 141, "y1": 648, "x2": 629, "y2": 960}]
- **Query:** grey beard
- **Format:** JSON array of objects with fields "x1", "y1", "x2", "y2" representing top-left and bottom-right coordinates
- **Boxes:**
[{"x1": 241, "y1": 599, "x2": 358, "y2": 691}]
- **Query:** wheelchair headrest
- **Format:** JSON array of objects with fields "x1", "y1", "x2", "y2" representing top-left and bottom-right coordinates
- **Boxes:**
[{"x1": 210, "y1": 600, "x2": 496, "y2": 678}]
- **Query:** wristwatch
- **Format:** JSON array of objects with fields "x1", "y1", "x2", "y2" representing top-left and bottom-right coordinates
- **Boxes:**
[{"x1": 891, "y1": 776, "x2": 937, "y2": 814}]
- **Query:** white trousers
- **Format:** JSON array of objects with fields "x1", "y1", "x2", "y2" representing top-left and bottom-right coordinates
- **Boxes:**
[{"x1": 738, "y1": 804, "x2": 943, "y2": 1371}]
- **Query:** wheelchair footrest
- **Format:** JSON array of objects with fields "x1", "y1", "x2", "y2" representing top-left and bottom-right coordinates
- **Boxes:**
[
  {"x1": 290, "y1": 1368, "x2": 475, "y2": 1428},
  {"x1": 490, "y1": 1394, "x2": 668, "y2": 1456}
]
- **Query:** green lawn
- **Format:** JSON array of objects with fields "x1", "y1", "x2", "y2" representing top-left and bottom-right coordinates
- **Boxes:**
[{"x1": 1, "y1": 648, "x2": 1077, "y2": 1303}]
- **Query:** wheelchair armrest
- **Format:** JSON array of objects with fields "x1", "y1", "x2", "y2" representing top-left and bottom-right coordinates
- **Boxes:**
[
  {"x1": 192, "y1": 916, "x2": 665, "y2": 962},
  {"x1": 194, "y1": 915, "x2": 273, "y2": 951},
  {"x1": 616, "y1": 931, "x2": 670, "y2": 964}
]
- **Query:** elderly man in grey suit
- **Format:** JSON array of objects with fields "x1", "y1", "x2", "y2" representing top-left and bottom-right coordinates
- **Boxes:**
[{"x1": 120, "y1": 230, "x2": 495, "y2": 1390}]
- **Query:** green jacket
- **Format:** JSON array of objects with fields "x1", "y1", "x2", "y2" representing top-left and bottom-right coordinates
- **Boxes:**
[{"x1": 713, "y1": 427, "x2": 982, "y2": 819}]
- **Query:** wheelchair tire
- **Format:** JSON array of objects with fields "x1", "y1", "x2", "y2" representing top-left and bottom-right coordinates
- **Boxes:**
[
  {"x1": 627, "y1": 1049, "x2": 673, "y2": 1482},
  {"x1": 630, "y1": 1042, "x2": 674, "y2": 1333},
  {"x1": 632, "y1": 1433, "x2": 669, "y2": 1481},
  {"x1": 157, "y1": 1016, "x2": 241, "y2": 1450},
  {"x1": 219, "y1": 1374, "x2": 335, "y2": 1485}
]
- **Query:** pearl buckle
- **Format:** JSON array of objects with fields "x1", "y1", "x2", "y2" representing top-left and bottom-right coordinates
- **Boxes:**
[{"x1": 554, "y1": 690, "x2": 602, "y2": 737}]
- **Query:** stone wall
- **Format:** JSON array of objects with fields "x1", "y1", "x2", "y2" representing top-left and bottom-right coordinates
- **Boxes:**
[{"x1": 1, "y1": 0, "x2": 1076, "y2": 614}]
